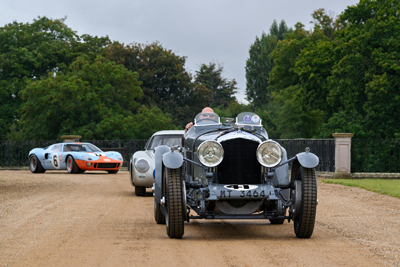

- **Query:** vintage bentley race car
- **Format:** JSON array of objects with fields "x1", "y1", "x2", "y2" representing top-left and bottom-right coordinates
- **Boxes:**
[
  {"x1": 153, "y1": 112, "x2": 319, "y2": 239},
  {"x1": 129, "y1": 130, "x2": 184, "y2": 196},
  {"x1": 29, "y1": 143, "x2": 123, "y2": 174}
]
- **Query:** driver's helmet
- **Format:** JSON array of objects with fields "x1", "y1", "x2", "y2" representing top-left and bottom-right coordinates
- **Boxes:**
[{"x1": 194, "y1": 112, "x2": 220, "y2": 125}]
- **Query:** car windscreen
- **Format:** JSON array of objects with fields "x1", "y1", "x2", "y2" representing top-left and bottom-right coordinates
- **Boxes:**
[
  {"x1": 236, "y1": 112, "x2": 262, "y2": 126},
  {"x1": 149, "y1": 135, "x2": 183, "y2": 149},
  {"x1": 63, "y1": 144, "x2": 103, "y2": 152},
  {"x1": 194, "y1": 112, "x2": 220, "y2": 126}
]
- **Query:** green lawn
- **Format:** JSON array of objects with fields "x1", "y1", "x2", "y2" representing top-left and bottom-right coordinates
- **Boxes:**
[{"x1": 321, "y1": 179, "x2": 400, "y2": 199}]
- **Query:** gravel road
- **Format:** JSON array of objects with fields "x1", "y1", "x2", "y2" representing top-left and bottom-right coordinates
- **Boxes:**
[{"x1": 0, "y1": 170, "x2": 399, "y2": 266}]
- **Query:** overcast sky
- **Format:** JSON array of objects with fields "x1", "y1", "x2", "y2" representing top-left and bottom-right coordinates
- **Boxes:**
[{"x1": 1, "y1": 0, "x2": 359, "y2": 104}]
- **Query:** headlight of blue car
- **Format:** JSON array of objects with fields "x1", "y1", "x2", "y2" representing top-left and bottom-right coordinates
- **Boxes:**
[{"x1": 82, "y1": 156, "x2": 93, "y2": 160}]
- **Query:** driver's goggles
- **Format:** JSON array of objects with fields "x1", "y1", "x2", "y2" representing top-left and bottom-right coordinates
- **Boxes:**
[{"x1": 201, "y1": 114, "x2": 215, "y2": 118}]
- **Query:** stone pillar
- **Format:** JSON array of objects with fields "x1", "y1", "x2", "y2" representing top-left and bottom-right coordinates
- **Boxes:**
[
  {"x1": 60, "y1": 135, "x2": 82, "y2": 143},
  {"x1": 332, "y1": 133, "x2": 354, "y2": 179}
]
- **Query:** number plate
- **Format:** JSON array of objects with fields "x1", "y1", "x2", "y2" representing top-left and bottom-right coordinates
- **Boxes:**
[{"x1": 218, "y1": 189, "x2": 267, "y2": 198}]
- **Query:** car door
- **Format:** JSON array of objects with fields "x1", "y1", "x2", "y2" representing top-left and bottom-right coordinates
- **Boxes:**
[
  {"x1": 42, "y1": 145, "x2": 55, "y2": 169},
  {"x1": 43, "y1": 144, "x2": 63, "y2": 169}
]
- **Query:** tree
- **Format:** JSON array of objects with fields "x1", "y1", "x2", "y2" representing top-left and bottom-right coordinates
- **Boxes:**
[
  {"x1": 17, "y1": 56, "x2": 173, "y2": 140},
  {"x1": 0, "y1": 16, "x2": 111, "y2": 139},
  {"x1": 104, "y1": 42, "x2": 209, "y2": 128},
  {"x1": 269, "y1": 18, "x2": 333, "y2": 138},
  {"x1": 325, "y1": 0, "x2": 400, "y2": 138},
  {"x1": 310, "y1": 8, "x2": 341, "y2": 40},
  {"x1": 245, "y1": 20, "x2": 292, "y2": 108},
  {"x1": 0, "y1": 17, "x2": 75, "y2": 139},
  {"x1": 245, "y1": 33, "x2": 277, "y2": 107},
  {"x1": 194, "y1": 62, "x2": 237, "y2": 108}
]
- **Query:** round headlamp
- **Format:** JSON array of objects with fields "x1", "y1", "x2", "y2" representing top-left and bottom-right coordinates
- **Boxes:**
[
  {"x1": 197, "y1": 141, "x2": 224, "y2": 167},
  {"x1": 256, "y1": 140, "x2": 283, "y2": 168},
  {"x1": 135, "y1": 159, "x2": 150, "y2": 173}
]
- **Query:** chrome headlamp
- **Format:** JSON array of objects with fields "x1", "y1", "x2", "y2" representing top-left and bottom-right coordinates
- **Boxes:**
[
  {"x1": 135, "y1": 158, "x2": 150, "y2": 173},
  {"x1": 256, "y1": 140, "x2": 283, "y2": 168},
  {"x1": 197, "y1": 141, "x2": 224, "y2": 167}
]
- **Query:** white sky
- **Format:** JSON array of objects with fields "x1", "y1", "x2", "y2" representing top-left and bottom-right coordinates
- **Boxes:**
[{"x1": 1, "y1": 0, "x2": 359, "y2": 104}]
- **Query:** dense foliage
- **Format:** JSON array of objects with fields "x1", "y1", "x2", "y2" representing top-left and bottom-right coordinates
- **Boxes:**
[
  {"x1": 194, "y1": 62, "x2": 237, "y2": 108},
  {"x1": 248, "y1": 1, "x2": 400, "y2": 139},
  {"x1": 245, "y1": 20, "x2": 292, "y2": 108},
  {"x1": 19, "y1": 56, "x2": 148, "y2": 140},
  {"x1": 1, "y1": 0, "x2": 399, "y2": 141},
  {"x1": 0, "y1": 18, "x2": 224, "y2": 140},
  {"x1": 104, "y1": 42, "x2": 211, "y2": 128}
]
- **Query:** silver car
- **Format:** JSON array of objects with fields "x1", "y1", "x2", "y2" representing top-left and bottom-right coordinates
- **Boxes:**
[{"x1": 129, "y1": 130, "x2": 184, "y2": 196}]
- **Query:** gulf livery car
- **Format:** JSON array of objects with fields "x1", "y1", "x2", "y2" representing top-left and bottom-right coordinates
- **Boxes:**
[
  {"x1": 154, "y1": 112, "x2": 319, "y2": 239},
  {"x1": 129, "y1": 130, "x2": 184, "y2": 196},
  {"x1": 29, "y1": 143, "x2": 123, "y2": 174}
]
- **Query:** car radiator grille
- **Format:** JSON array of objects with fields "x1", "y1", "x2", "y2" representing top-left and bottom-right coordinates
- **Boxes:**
[
  {"x1": 217, "y1": 138, "x2": 261, "y2": 184},
  {"x1": 95, "y1": 163, "x2": 119, "y2": 169}
]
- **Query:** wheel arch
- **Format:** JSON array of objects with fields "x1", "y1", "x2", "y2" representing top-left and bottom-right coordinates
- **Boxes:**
[{"x1": 154, "y1": 145, "x2": 171, "y2": 204}]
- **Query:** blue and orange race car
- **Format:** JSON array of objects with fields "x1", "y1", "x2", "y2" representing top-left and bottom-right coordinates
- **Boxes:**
[{"x1": 29, "y1": 142, "x2": 123, "y2": 174}]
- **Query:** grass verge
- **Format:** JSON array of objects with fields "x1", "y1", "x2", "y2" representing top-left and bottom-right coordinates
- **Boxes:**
[{"x1": 321, "y1": 179, "x2": 400, "y2": 199}]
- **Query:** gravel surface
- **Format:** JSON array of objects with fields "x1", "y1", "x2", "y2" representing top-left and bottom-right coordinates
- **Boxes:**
[{"x1": 0, "y1": 170, "x2": 399, "y2": 266}]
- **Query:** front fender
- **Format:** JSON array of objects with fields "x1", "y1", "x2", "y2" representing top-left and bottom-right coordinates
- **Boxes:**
[
  {"x1": 295, "y1": 151, "x2": 319, "y2": 169},
  {"x1": 162, "y1": 151, "x2": 183, "y2": 169},
  {"x1": 154, "y1": 145, "x2": 171, "y2": 203}
]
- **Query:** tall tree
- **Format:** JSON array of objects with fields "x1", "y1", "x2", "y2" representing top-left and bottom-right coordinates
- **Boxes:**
[
  {"x1": 325, "y1": 0, "x2": 400, "y2": 138},
  {"x1": 104, "y1": 42, "x2": 209, "y2": 128},
  {"x1": 0, "y1": 17, "x2": 111, "y2": 139},
  {"x1": 17, "y1": 56, "x2": 175, "y2": 140},
  {"x1": 245, "y1": 33, "x2": 277, "y2": 107},
  {"x1": 245, "y1": 20, "x2": 292, "y2": 108},
  {"x1": 194, "y1": 62, "x2": 237, "y2": 108},
  {"x1": 0, "y1": 17, "x2": 76, "y2": 139},
  {"x1": 310, "y1": 8, "x2": 341, "y2": 40},
  {"x1": 269, "y1": 20, "x2": 332, "y2": 138}
]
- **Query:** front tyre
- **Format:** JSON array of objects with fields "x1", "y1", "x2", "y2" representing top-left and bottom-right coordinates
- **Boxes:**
[
  {"x1": 67, "y1": 156, "x2": 80, "y2": 174},
  {"x1": 165, "y1": 167, "x2": 184, "y2": 239},
  {"x1": 29, "y1": 155, "x2": 46, "y2": 173},
  {"x1": 135, "y1": 186, "x2": 146, "y2": 196},
  {"x1": 293, "y1": 167, "x2": 317, "y2": 238}
]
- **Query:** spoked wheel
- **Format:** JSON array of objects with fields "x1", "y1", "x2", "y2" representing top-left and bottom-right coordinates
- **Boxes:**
[
  {"x1": 29, "y1": 155, "x2": 46, "y2": 173},
  {"x1": 164, "y1": 167, "x2": 184, "y2": 239},
  {"x1": 292, "y1": 166, "x2": 317, "y2": 238},
  {"x1": 66, "y1": 156, "x2": 80, "y2": 174}
]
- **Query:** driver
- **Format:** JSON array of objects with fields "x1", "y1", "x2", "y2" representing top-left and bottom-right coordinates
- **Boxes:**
[{"x1": 184, "y1": 107, "x2": 214, "y2": 134}]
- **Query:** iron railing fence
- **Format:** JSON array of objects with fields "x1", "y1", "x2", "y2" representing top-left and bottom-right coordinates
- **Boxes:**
[
  {"x1": 0, "y1": 140, "x2": 148, "y2": 168},
  {"x1": 274, "y1": 139, "x2": 335, "y2": 172},
  {"x1": 352, "y1": 139, "x2": 400, "y2": 173},
  {"x1": 12, "y1": 138, "x2": 400, "y2": 173},
  {"x1": 0, "y1": 140, "x2": 58, "y2": 168}
]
